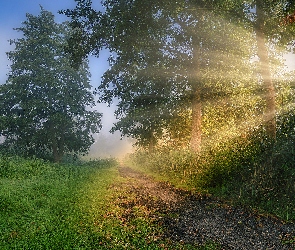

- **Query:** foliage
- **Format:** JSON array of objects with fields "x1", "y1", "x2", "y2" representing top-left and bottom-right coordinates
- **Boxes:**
[
  {"x1": 0, "y1": 8, "x2": 102, "y2": 162},
  {"x1": 63, "y1": 1, "x2": 256, "y2": 151},
  {"x1": 128, "y1": 135, "x2": 259, "y2": 191},
  {"x1": 226, "y1": 110, "x2": 295, "y2": 221},
  {"x1": 63, "y1": 0, "x2": 295, "y2": 152},
  {"x1": 283, "y1": 10, "x2": 295, "y2": 24},
  {"x1": 129, "y1": 107, "x2": 295, "y2": 221}
]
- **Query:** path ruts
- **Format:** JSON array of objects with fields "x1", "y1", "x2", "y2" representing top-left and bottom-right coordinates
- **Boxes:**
[{"x1": 118, "y1": 166, "x2": 295, "y2": 249}]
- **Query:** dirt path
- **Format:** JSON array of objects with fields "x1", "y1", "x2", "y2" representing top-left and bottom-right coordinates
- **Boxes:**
[{"x1": 118, "y1": 166, "x2": 295, "y2": 249}]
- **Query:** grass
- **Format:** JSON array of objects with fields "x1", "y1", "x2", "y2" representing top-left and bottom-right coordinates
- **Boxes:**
[
  {"x1": 96, "y1": 171, "x2": 221, "y2": 250},
  {"x1": 0, "y1": 156, "x2": 118, "y2": 249},
  {"x1": 0, "y1": 155, "x2": 221, "y2": 249},
  {"x1": 127, "y1": 131, "x2": 295, "y2": 223}
]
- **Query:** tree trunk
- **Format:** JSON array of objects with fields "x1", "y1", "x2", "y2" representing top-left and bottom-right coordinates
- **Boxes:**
[
  {"x1": 148, "y1": 130, "x2": 155, "y2": 154},
  {"x1": 256, "y1": 0, "x2": 276, "y2": 139},
  {"x1": 52, "y1": 143, "x2": 64, "y2": 163},
  {"x1": 52, "y1": 140, "x2": 61, "y2": 163},
  {"x1": 49, "y1": 121, "x2": 64, "y2": 163}
]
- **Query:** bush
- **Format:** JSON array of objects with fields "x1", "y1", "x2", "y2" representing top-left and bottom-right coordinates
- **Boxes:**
[{"x1": 129, "y1": 110, "x2": 295, "y2": 220}]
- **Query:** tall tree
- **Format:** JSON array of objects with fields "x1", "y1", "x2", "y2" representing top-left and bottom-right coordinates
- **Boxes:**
[
  {"x1": 63, "y1": 0, "x2": 295, "y2": 151},
  {"x1": 65, "y1": 0, "x2": 183, "y2": 152},
  {"x1": 64, "y1": 0, "x2": 254, "y2": 152},
  {"x1": 0, "y1": 8, "x2": 102, "y2": 162},
  {"x1": 251, "y1": 0, "x2": 295, "y2": 139}
]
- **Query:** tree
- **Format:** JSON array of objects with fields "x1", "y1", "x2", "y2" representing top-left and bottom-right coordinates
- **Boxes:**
[
  {"x1": 63, "y1": 0, "x2": 295, "y2": 152},
  {"x1": 254, "y1": 0, "x2": 277, "y2": 139},
  {"x1": 0, "y1": 8, "x2": 102, "y2": 162},
  {"x1": 64, "y1": 0, "x2": 255, "y2": 152},
  {"x1": 64, "y1": 0, "x2": 184, "y2": 152},
  {"x1": 248, "y1": 0, "x2": 295, "y2": 139}
]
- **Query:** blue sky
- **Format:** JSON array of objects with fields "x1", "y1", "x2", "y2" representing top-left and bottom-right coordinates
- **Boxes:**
[
  {"x1": 0, "y1": 0, "x2": 133, "y2": 157},
  {"x1": 0, "y1": 0, "x2": 106, "y2": 85},
  {"x1": 0, "y1": 1, "x2": 59, "y2": 82}
]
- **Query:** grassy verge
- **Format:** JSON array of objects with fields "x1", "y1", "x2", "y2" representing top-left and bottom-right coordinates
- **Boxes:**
[
  {"x1": 0, "y1": 155, "x2": 220, "y2": 249},
  {"x1": 127, "y1": 133, "x2": 295, "y2": 223},
  {"x1": 0, "y1": 156, "x2": 117, "y2": 249}
]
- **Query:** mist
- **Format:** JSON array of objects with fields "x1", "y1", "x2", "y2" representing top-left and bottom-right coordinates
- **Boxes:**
[
  {"x1": 87, "y1": 132, "x2": 134, "y2": 159},
  {"x1": 86, "y1": 101, "x2": 134, "y2": 159}
]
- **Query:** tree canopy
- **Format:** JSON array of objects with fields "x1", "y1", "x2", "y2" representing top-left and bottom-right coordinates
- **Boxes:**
[
  {"x1": 63, "y1": 0, "x2": 295, "y2": 152},
  {"x1": 0, "y1": 8, "x2": 102, "y2": 162}
]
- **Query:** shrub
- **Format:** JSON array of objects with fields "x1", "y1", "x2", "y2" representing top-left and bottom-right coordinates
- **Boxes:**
[{"x1": 129, "y1": 109, "x2": 295, "y2": 220}]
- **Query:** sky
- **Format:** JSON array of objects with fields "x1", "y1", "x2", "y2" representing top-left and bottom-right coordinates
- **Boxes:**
[{"x1": 0, "y1": 0, "x2": 134, "y2": 158}]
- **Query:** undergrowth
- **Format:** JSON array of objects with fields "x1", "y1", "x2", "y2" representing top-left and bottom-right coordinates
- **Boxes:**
[{"x1": 128, "y1": 111, "x2": 295, "y2": 222}]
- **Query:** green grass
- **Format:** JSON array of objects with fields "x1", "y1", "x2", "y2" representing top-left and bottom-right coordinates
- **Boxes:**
[
  {"x1": 0, "y1": 156, "x2": 117, "y2": 249},
  {"x1": 0, "y1": 155, "x2": 220, "y2": 249}
]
